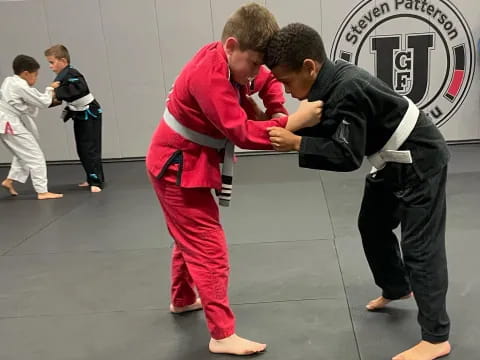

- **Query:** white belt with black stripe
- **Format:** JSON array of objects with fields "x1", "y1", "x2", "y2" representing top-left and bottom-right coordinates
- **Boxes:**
[{"x1": 163, "y1": 108, "x2": 234, "y2": 207}]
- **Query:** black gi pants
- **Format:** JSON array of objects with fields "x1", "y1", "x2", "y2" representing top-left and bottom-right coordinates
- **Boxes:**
[
  {"x1": 72, "y1": 103, "x2": 104, "y2": 188},
  {"x1": 358, "y1": 164, "x2": 450, "y2": 343}
]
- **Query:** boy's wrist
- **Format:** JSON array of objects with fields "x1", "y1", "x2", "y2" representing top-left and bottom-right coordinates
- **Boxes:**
[
  {"x1": 294, "y1": 136, "x2": 302, "y2": 152},
  {"x1": 285, "y1": 112, "x2": 301, "y2": 131}
]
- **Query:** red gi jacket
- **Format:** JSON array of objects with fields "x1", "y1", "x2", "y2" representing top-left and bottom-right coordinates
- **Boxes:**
[{"x1": 146, "y1": 41, "x2": 288, "y2": 189}]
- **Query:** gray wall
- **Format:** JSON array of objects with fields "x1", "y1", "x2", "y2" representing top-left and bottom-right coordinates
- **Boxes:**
[{"x1": 0, "y1": 0, "x2": 479, "y2": 162}]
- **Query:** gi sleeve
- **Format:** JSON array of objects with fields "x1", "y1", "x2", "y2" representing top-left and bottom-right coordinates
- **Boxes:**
[
  {"x1": 54, "y1": 75, "x2": 89, "y2": 101},
  {"x1": 298, "y1": 91, "x2": 367, "y2": 172},
  {"x1": 16, "y1": 85, "x2": 53, "y2": 109},
  {"x1": 189, "y1": 65, "x2": 288, "y2": 150}
]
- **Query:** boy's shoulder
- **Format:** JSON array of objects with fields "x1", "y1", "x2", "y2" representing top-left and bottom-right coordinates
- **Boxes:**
[
  {"x1": 1, "y1": 75, "x2": 15, "y2": 87},
  {"x1": 3, "y1": 75, "x2": 29, "y2": 91},
  {"x1": 311, "y1": 60, "x2": 368, "y2": 102},
  {"x1": 188, "y1": 42, "x2": 228, "y2": 79},
  {"x1": 334, "y1": 60, "x2": 372, "y2": 85},
  {"x1": 335, "y1": 60, "x2": 403, "y2": 101},
  {"x1": 55, "y1": 66, "x2": 86, "y2": 84},
  {"x1": 328, "y1": 60, "x2": 375, "y2": 99},
  {"x1": 66, "y1": 66, "x2": 84, "y2": 77},
  {"x1": 58, "y1": 66, "x2": 84, "y2": 79}
]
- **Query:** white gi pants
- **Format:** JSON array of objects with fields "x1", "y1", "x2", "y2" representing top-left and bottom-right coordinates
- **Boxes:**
[{"x1": 0, "y1": 131, "x2": 48, "y2": 193}]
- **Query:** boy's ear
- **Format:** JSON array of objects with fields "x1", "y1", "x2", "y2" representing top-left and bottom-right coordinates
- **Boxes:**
[
  {"x1": 224, "y1": 37, "x2": 240, "y2": 56},
  {"x1": 303, "y1": 59, "x2": 319, "y2": 77}
]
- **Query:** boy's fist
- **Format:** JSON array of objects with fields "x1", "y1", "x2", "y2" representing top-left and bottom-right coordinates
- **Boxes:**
[
  {"x1": 296, "y1": 100, "x2": 323, "y2": 128},
  {"x1": 267, "y1": 127, "x2": 302, "y2": 152}
]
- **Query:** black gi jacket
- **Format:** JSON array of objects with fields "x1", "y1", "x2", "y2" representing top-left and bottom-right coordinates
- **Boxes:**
[
  {"x1": 54, "y1": 66, "x2": 101, "y2": 121},
  {"x1": 297, "y1": 60, "x2": 449, "y2": 184}
]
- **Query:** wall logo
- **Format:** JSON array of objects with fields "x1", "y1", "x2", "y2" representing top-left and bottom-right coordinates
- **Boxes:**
[{"x1": 331, "y1": 0, "x2": 476, "y2": 126}]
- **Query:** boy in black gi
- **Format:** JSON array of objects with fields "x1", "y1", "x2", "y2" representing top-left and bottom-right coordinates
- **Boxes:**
[
  {"x1": 45, "y1": 44, "x2": 104, "y2": 192},
  {"x1": 265, "y1": 23, "x2": 450, "y2": 360}
]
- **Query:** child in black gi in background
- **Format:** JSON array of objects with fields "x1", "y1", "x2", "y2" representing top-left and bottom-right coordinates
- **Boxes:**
[
  {"x1": 265, "y1": 23, "x2": 451, "y2": 360},
  {"x1": 45, "y1": 44, "x2": 104, "y2": 192}
]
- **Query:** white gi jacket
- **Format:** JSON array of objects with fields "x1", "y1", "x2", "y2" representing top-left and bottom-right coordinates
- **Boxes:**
[{"x1": 0, "y1": 75, "x2": 53, "y2": 137}]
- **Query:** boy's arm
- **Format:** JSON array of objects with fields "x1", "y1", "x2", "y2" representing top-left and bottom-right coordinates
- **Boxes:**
[
  {"x1": 269, "y1": 96, "x2": 367, "y2": 172},
  {"x1": 190, "y1": 69, "x2": 320, "y2": 150},
  {"x1": 54, "y1": 76, "x2": 89, "y2": 101},
  {"x1": 299, "y1": 108, "x2": 366, "y2": 171},
  {"x1": 190, "y1": 68, "x2": 289, "y2": 150},
  {"x1": 256, "y1": 67, "x2": 288, "y2": 117},
  {"x1": 18, "y1": 85, "x2": 53, "y2": 109},
  {"x1": 49, "y1": 98, "x2": 63, "y2": 108},
  {"x1": 48, "y1": 82, "x2": 62, "y2": 107}
]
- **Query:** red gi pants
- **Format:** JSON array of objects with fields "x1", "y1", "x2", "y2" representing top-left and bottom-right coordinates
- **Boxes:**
[{"x1": 149, "y1": 166, "x2": 236, "y2": 339}]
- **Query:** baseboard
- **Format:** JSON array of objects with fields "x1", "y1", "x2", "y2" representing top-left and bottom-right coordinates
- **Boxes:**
[{"x1": 1, "y1": 139, "x2": 479, "y2": 167}]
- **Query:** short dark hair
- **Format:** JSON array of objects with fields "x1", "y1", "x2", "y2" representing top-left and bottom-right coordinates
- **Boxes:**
[
  {"x1": 265, "y1": 23, "x2": 327, "y2": 71},
  {"x1": 44, "y1": 44, "x2": 71, "y2": 63},
  {"x1": 12, "y1": 55, "x2": 40, "y2": 75},
  {"x1": 221, "y1": 2, "x2": 279, "y2": 53}
]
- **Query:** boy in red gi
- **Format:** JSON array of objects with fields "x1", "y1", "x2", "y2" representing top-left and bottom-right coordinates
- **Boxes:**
[{"x1": 146, "y1": 3, "x2": 322, "y2": 356}]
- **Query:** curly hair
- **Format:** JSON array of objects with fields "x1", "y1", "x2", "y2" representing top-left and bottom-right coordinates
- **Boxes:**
[
  {"x1": 12, "y1": 55, "x2": 40, "y2": 75},
  {"x1": 221, "y1": 2, "x2": 279, "y2": 53},
  {"x1": 265, "y1": 23, "x2": 326, "y2": 70}
]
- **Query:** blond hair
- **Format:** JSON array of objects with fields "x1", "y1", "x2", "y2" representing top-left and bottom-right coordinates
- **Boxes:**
[
  {"x1": 221, "y1": 3, "x2": 279, "y2": 53},
  {"x1": 44, "y1": 44, "x2": 70, "y2": 64}
]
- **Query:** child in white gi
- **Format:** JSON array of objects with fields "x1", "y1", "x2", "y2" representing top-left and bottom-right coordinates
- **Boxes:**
[{"x1": 0, "y1": 55, "x2": 63, "y2": 199}]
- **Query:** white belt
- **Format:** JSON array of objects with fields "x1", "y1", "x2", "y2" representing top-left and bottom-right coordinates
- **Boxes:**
[
  {"x1": 368, "y1": 96, "x2": 419, "y2": 172},
  {"x1": 0, "y1": 100, "x2": 22, "y2": 117},
  {"x1": 163, "y1": 108, "x2": 228, "y2": 149},
  {"x1": 68, "y1": 93, "x2": 94, "y2": 111},
  {"x1": 163, "y1": 108, "x2": 234, "y2": 207}
]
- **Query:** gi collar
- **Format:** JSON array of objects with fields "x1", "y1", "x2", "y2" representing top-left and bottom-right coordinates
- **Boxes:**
[
  {"x1": 54, "y1": 65, "x2": 73, "y2": 82},
  {"x1": 308, "y1": 59, "x2": 335, "y2": 101}
]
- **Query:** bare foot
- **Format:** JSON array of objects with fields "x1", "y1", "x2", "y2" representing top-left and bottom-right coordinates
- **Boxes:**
[
  {"x1": 209, "y1": 334, "x2": 267, "y2": 355},
  {"x1": 366, "y1": 292, "x2": 413, "y2": 311},
  {"x1": 392, "y1": 340, "x2": 451, "y2": 360},
  {"x1": 90, "y1": 186, "x2": 102, "y2": 193},
  {"x1": 37, "y1": 192, "x2": 64, "y2": 200},
  {"x1": 78, "y1": 181, "x2": 89, "y2": 187},
  {"x1": 170, "y1": 298, "x2": 202, "y2": 314},
  {"x1": 1, "y1": 179, "x2": 19, "y2": 196}
]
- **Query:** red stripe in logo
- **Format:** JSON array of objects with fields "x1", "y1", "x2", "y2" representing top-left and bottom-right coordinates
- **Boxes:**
[{"x1": 446, "y1": 70, "x2": 464, "y2": 98}]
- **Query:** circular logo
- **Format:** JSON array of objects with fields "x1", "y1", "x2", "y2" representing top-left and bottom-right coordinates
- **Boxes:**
[{"x1": 331, "y1": 0, "x2": 476, "y2": 126}]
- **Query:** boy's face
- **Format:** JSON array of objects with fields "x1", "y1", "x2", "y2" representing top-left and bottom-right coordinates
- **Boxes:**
[
  {"x1": 20, "y1": 71, "x2": 39, "y2": 86},
  {"x1": 271, "y1": 60, "x2": 320, "y2": 100},
  {"x1": 224, "y1": 38, "x2": 263, "y2": 85},
  {"x1": 46, "y1": 56, "x2": 68, "y2": 74}
]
